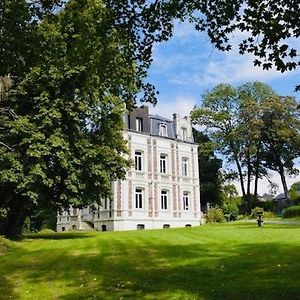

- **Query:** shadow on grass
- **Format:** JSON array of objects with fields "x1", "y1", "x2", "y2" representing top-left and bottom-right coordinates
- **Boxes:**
[
  {"x1": 25, "y1": 232, "x2": 94, "y2": 240},
  {"x1": 1, "y1": 233, "x2": 300, "y2": 300}
]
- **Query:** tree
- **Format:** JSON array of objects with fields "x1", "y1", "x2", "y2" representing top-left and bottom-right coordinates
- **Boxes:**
[
  {"x1": 237, "y1": 82, "x2": 275, "y2": 198},
  {"x1": 220, "y1": 184, "x2": 241, "y2": 221},
  {"x1": 191, "y1": 84, "x2": 246, "y2": 197},
  {"x1": 260, "y1": 96, "x2": 300, "y2": 199},
  {"x1": 289, "y1": 182, "x2": 300, "y2": 205},
  {"x1": 192, "y1": 82, "x2": 300, "y2": 211},
  {"x1": 0, "y1": 0, "x2": 177, "y2": 239},
  {"x1": 192, "y1": 128, "x2": 222, "y2": 209}
]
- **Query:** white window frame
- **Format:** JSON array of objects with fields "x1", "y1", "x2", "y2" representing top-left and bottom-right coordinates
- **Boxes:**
[
  {"x1": 159, "y1": 123, "x2": 167, "y2": 137},
  {"x1": 135, "y1": 151, "x2": 143, "y2": 171},
  {"x1": 135, "y1": 188, "x2": 143, "y2": 209},
  {"x1": 183, "y1": 191, "x2": 190, "y2": 210},
  {"x1": 136, "y1": 117, "x2": 143, "y2": 132},
  {"x1": 181, "y1": 127, "x2": 187, "y2": 141},
  {"x1": 161, "y1": 190, "x2": 168, "y2": 210},
  {"x1": 160, "y1": 154, "x2": 167, "y2": 174},
  {"x1": 182, "y1": 157, "x2": 189, "y2": 176}
]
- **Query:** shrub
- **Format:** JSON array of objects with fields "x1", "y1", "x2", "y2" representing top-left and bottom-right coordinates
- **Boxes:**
[
  {"x1": 250, "y1": 207, "x2": 264, "y2": 219},
  {"x1": 282, "y1": 206, "x2": 300, "y2": 218},
  {"x1": 222, "y1": 202, "x2": 239, "y2": 221},
  {"x1": 263, "y1": 211, "x2": 276, "y2": 219},
  {"x1": 206, "y1": 208, "x2": 225, "y2": 223},
  {"x1": 260, "y1": 200, "x2": 276, "y2": 212}
]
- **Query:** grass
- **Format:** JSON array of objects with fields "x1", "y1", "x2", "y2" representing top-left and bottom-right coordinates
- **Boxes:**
[{"x1": 1, "y1": 223, "x2": 300, "y2": 299}]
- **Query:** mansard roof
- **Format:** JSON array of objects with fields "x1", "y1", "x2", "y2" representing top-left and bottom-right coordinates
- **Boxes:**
[{"x1": 149, "y1": 114, "x2": 176, "y2": 138}]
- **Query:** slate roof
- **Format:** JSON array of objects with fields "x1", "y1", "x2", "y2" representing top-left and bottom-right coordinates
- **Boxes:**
[{"x1": 149, "y1": 114, "x2": 176, "y2": 139}]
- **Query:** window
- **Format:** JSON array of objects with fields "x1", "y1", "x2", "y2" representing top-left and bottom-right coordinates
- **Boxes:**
[
  {"x1": 161, "y1": 190, "x2": 168, "y2": 210},
  {"x1": 135, "y1": 188, "x2": 143, "y2": 209},
  {"x1": 160, "y1": 154, "x2": 167, "y2": 174},
  {"x1": 137, "y1": 224, "x2": 145, "y2": 230},
  {"x1": 135, "y1": 151, "x2": 143, "y2": 171},
  {"x1": 159, "y1": 124, "x2": 167, "y2": 137},
  {"x1": 183, "y1": 191, "x2": 189, "y2": 210},
  {"x1": 136, "y1": 117, "x2": 143, "y2": 132},
  {"x1": 182, "y1": 158, "x2": 189, "y2": 176},
  {"x1": 181, "y1": 127, "x2": 187, "y2": 141}
]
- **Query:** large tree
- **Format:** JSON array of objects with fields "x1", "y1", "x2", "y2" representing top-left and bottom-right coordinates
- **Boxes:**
[
  {"x1": 260, "y1": 96, "x2": 300, "y2": 199},
  {"x1": 192, "y1": 128, "x2": 222, "y2": 209},
  {"x1": 192, "y1": 82, "x2": 300, "y2": 209},
  {"x1": 0, "y1": 0, "x2": 178, "y2": 239}
]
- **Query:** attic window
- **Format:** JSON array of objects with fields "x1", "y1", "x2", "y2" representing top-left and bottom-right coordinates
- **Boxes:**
[
  {"x1": 159, "y1": 124, "x2": 167, "y2": 137},
  {"x1": 136, "y1": 117, "x2": 143, "y2": 132},
  {"x1": 181, "y1": 127, "x2": 187, "y2": 141}
]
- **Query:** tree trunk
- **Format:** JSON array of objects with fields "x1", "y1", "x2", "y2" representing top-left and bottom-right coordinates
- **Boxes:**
[
  {"x1": 254, "y1": 149, "x2": 260, "y2": 199},
  {"x1": 278, "y1": 161, "x2": 289, "y2": 200},
  {"x1": 234, "y1": 154, "x2": 246, "y2": 197},
  {"x1": 246, "y1": 156, "x2": 251, "y2": 196},
  {"x1": 3, "y1": 196, "x2": 27, "y2": 240}
]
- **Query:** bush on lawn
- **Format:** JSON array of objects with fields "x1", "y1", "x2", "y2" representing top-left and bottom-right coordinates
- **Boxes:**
[
  {"x1": 282, "y1": 205, "x2": 300, "y2": 218},
  {"x1": 206, "y1": 207, "x2": 225, "y2": 223},
  {"x1": 250, "y1": 207, "x2": 264, "y2": 219}
]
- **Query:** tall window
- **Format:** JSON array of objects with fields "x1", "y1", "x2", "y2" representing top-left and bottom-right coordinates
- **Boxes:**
[
  {"x1": 135, "y1": 188, "x2": 143, "y2": 209},
  {"x1": 181, "y1": 127, "x2": 187, "y2": 141},
  {"x1": 183, "y1": 192, "x2": 189, "y2": 210},
  {"x1": 159, "y1": 124, "x2": 167, "y2": 137},
  {"x1": 161, "y1": 190, "x2": 168, "y2": 210},
  {"x1": 160, "y1": 154, "x2": 167, "y2": 174},
  {"x1": 135, "y1": 151, "x2": 143, "y2": 171},
  {"x1": 136, "y1": 117, "x2": 143, "y2": 132},
  {"x1": 182, "y1": 157, "x2": 189, "y2": 176}
]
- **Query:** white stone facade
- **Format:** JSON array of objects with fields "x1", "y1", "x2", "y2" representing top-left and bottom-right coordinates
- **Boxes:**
[{"x1": 57, "y1": 107, "x2": 201, "y2": 232}]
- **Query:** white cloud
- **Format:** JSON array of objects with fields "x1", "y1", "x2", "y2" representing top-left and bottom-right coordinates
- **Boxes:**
[
  {"x1": 151, "y1": 24, "x2": 300, "y2": 90},
  {"x1": 149, "y1": 95, "x2": 197, "y2": 119}
]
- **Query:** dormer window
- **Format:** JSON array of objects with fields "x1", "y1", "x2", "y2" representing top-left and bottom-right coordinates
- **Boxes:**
[
  {"x1": 136, "y1": 117, "x2": 143, "y2": 132},
  {"x1": 159, "y1": 123, "x2": 167, "y2": 137},
  {"x1": 181, "y1": 127, "x2": 187, "y2": 141}
]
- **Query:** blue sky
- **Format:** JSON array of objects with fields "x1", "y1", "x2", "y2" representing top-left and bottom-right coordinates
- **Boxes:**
[{"x1": 146, "y1": 21, "x2": 300, "y2": 195}]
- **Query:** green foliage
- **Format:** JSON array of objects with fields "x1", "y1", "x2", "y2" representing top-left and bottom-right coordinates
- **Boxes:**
[
  {"x1": 192, "y1": 128, "x2": 223, "y2": 207},
  {"x1": 259, "y1": 200, "x2": 276, "y2": 213},
  {"x1": 263, "y1": 211, "x2": 276, "y2": 219},
  {"x1": 250, "y1": 207, "x2": 264, "y2": 219},
  {"x1": 192, "y1": 82, "x2": 300, "y2": 206},
  {"x1": 289, "y1": 182, "x2": 300, "y2": 204},
  {"x1": 2, "y1": 0, "x2": 174, "y2": 239},
  {"x1": 205, "y1": 207, "x2": 225, "y2": 223},
  {"x1": 220, "y1": 184, "x2": 241, "y2": 221},
  {"x1": 282, "y1": 206, "x2": 300, "y2": 219}
]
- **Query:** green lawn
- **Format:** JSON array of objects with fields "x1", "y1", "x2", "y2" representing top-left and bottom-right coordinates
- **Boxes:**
[{"x1": 1, "y1": 222, "x2": 300, "y2": 299}]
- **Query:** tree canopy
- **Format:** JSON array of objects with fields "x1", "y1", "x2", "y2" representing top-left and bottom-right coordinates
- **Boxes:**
[
  {"x1": 193, "y1": 128, "x2": 223, "y2": 209},
  {"x1": 0, "y1": 0, "x2": 177, "y2": 239},
  {"x1": 191, "y1": 82, "x2": 300, "y2": 210}
]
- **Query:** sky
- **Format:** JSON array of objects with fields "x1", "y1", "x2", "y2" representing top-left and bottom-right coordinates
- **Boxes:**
[{"x1": 145, "y1": 21, "x2": 300, "y2": 196}]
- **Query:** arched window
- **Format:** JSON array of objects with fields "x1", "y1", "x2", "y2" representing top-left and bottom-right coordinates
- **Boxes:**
[{"x1": 159, "y1": 124, "x2": 167, "y2": 137}]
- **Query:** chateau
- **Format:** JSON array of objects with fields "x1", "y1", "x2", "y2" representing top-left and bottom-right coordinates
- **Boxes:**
[{"x1": 57, "y1": 106, "x2": 201, "y2": 231}]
